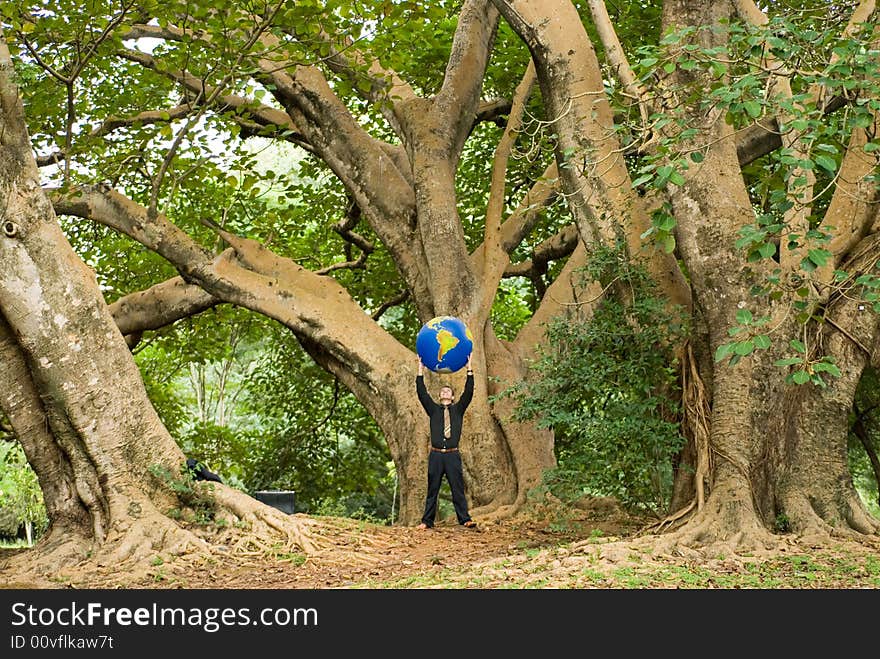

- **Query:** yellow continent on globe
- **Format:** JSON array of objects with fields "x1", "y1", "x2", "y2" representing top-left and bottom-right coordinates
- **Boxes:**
[{"x1": 434, "y1": 329, "x2": 459, "y2": 362}]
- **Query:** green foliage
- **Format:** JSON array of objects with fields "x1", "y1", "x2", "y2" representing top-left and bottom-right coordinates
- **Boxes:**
[
  {"x1": 497, "y1": 244, "x2": 689, "y2": 514},
  {"x1": 617, "y1": 9, "x2": 880, "y2": 387},
  {"x1": 0, "y1": 441, "x2": 48, "y2": 538},
  {"x1": 490, "y1": 277, "x2": 535, "y2": 341},
  {"x1": 848, "y1": 368, "x2": 880, "y2": 519},
  {"x1": 774, "y1": 512, "x2": 792, "y2": 534},
  {"x1": 132, "y1": 309, "x2": 394, "y2": 520},
  {"x1": 234, "y1": 324, "x2": 394, "y2": 518}
]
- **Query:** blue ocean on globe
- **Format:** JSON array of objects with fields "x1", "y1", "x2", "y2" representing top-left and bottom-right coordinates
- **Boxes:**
[{"x1": 415, "y1": 316, "x2": 474, "y2": 373}]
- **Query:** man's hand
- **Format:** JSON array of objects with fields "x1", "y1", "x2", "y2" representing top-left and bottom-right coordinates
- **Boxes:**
[
  {"x1": 417, "y1": 358, "x2": 424, "y2": 376},
  {"x1": 467, "y1": 353, "x2": 473, "y2": 373}
]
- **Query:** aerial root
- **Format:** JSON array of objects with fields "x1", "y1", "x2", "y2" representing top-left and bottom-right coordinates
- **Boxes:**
[{"x1": 641, "y1": 500, "x2": 696, "y2": 535}]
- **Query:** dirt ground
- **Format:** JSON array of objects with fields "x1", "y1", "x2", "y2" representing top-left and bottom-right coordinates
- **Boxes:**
[
  {"x1": 0, "y1": 499, "x2": 643, "y2": 589},
  {"x1": 2, "y1": 499, "x2": 879, "y2": 589}
]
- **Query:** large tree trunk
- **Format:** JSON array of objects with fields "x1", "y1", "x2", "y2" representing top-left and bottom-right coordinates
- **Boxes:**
[
  {"x1": 0, "y1": 32, "x2": 318, "y2": 583},
  {"x1": 493, "y1": 0, "x2": 880, "y2": 550},
  {"x1": 773, "y1": 246, "x2": 880, "y2": 541},
  {"x1": 659, "y1": 0, "x2": 879, "y2": 547}
]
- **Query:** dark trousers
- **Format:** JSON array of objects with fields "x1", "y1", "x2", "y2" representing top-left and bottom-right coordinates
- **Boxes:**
[{"x1": 421, "y1": 451, "x2": 471, "y2": 527}]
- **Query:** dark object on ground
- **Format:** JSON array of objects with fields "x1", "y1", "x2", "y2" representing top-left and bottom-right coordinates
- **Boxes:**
[
  {"x1": 254, "y1": 490, "x2": 296, "y2": 514},
  {"x1": 186, "y1": 458, "x2": 223, "y2": 483}
]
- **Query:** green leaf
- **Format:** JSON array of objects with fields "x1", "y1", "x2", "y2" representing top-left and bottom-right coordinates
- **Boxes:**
[
  {"x1": 789, "y1": 339, "x2": 806, "y2": 354},
  {"x1": 689, "y1": 151, "x2": 704, "y2": 163},
  {"x1": 808, "y1": 248, "x2": 832, "y2": 267},
  {"x1": 813, "y1": 362, "x2": 841, "y2": 377},
  {"x1": 743, "y1": 100, "x2": 762, "y2": 118},
  {"x1": 815, "y1": 155, "x2": 836, "y2": 172},
  {"x1": 668, "y1": 170, "x2": 686, "y2": 186},
  {"x1": 754, "y1": 335, "x2": 771, "y2": 349},
  {"x1": 775, "y1": 357, "x2": 802, "y2": 367},
  {"x1": 791, "y1": 370, "x2": 810, "y2": 384},
  {"x1": 800, "y1": 257, "x2": 817, "y2": 272},
  {"x1": 734, "y1": 340, "x2": 755, "y2": 356},
  {"x1": 735, "y1": 308, "x2": 753, "y2": 325},
  {"x1": 714, "y1": 343, "x2": 732, "y2": 363},
  {"x1": 654, "y1": 215, "x2": 676, "y2": 232},
  {"x1": 662, "y1": 234, "x2": 676, "y2": 254},
  {"x1": 757, "y1": 242, "x2": 776, "y2": 259}
]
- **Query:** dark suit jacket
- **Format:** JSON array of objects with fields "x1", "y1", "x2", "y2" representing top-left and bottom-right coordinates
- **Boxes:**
[{"x1": 416, "y1": 372, "x2": 474, "y2": 449}]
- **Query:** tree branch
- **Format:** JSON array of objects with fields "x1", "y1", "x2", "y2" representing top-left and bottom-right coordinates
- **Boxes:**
[
  {"x1": 816, "y1": 2, "x2": 880, "y2": 284},
  {"x1": 493, "y1": 0, "x2": 691, "y2": 312},
  {"x1": 514, "y1": 241, "x2": 603, "y2": 353},
  {"x1": 371, "y1": 290, "x2": 410, "y2": 321},
  {"x1": 36, "y1": 103, "x2": 197, "y2": 168},
  {"x1": 498, "y1": 162, "x2": 561, "y2": 254},
  {"x1": 117, "y1": 48, "x2": 313, "y2": 149},
  {"x1": 478, "y1": 59, "x2": 537, "y2": 317},
  {"x1": 807, "y1": 0, "x2": 877, "y2": 111},
  {"x1": 294, "y1": 27, "x2": 418, "y2": 141},
  {"x1": 433, "y1": 0, "x2": 501, "y2": 158},
  {"x1": 503, "y1": 223, "x2": 579, "y2": 282},
  {"x1": 108, "y1": 276, "x2": 220, "y2": 338},
  {"x1": 733, "y1": 1, "x2": 876, "y2": 167},
  {"x1": 121, "y1": 23, "x2": 427, "y2": 317},
  {"x1": 475, "y1": 98, "x2": 513, "y2": 127},
  {"x1": 587, "y1": 0, "x2": 651, "y2": 126},
  {"x1": 51, "y1": 187, "x2": 412, "y2": 392},
  {"x1": 733, "y1": 0, "x2": 815, "y2": 273}
]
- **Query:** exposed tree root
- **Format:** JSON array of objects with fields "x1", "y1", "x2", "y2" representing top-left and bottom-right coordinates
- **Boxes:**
[
  {"x1": 471, "y1": 490, "x2": 528, "y2": 523},
  {"x1": 0, "y1": 511, "x2": 207, "y2": 588},
  {"x1": 640, "y1": 490, "x2": 780, "y2": 559},
  {"x1": 0, "y1": 527, "x2": 94, "y2": 587},
  {"x1": 0, "y1": 488, "x2": 353, "y2": 587},
  {"x1": 780, "y1": 492, "x2": 880, "y2": 546},
  {"x1": 211, "y1": 486, "x2": 329, "y2": 555}
]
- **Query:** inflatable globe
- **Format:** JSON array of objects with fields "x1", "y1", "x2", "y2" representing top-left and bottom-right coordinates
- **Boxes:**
[{"x1": 416, "y1": 316, "x2": 473, "y2": 373}]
